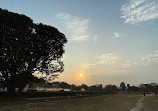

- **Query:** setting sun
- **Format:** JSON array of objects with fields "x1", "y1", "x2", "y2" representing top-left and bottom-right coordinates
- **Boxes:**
[{"x1": 80, "y1": 73, "x2": 83, "y2": 77}]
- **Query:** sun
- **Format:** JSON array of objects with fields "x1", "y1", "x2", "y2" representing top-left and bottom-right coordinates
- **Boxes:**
[{"x1": 80, "y1": 73, "x2": 83, "y2": 77}]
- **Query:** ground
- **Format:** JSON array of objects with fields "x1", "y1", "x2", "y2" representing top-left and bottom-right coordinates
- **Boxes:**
[
  {"x1": 140, "y1": 94, "x2": 158, "y2": 111},
  {"x1": 0, "y1": 94, "x2": 157, "y2": 111}
]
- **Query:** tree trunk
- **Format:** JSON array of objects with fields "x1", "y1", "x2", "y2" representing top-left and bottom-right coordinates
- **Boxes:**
[
  {"x1": 17, "y1": 82, "x2": 27, "y2": 93},
  {"x1": 7, "y1": 85, "x2": 16, "y2": 97},
  {"x1": 6, "y1": 77, "x2": 17, "y2": 97}
]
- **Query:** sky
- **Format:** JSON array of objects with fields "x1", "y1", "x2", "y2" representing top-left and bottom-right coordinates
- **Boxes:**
[{"x1": 1, "y1": 0, "x2": 158, "y2": 86}]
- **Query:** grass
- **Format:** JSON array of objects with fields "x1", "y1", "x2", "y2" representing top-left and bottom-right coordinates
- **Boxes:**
[
  {"x1": 0, "y1": 94, "x2": 141, "y2": 111},
  {"x1": 140, "y1": 95, "x2": 158, "y2": 111}
]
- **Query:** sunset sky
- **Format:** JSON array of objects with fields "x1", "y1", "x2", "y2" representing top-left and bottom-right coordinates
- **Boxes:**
[{"x1": 1, "y1": 0, "x2": 158, "y2": 86}]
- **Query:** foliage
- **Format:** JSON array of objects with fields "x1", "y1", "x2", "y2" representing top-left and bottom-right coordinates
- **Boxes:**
[
  {"x1": 0, "y1": 8, "x2": 67, "y2": 94},
  {"x1": 120, "y1": 82, "x2": 126, "y2": 92},
  {"x1": 127, "y1": 84, "x2": 130, "y2": 93},
  {"x1": 140, "y1": 83, "x2": 158, "y2": 93},
  {"x1": 79, "y1": 84, "x2": 89, "y2": 91},
  {"x1": 89, "y1": 84, "x2": 103, "y2": 92},
  {"x1": 104, "y1": 84, "x2": 118, "y2": 94}
]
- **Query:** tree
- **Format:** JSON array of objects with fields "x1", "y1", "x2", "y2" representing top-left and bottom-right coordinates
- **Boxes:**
[
  {"x1": 120, "y1": 82, "x2": 126, "y2": 92},
  {"x1": 139, "y1": 83, "x2": 156, "y2": 93},
  {"x1": 80, "y1": 84, "x2": 89, "y2": 91},
  {"x1": 130, "y1": 86, "x2": 139, "y2": 92},
  {"x1": 104, "y1": 84, "x2": 118, "y2": 94},
  {"x1": 59, "y1": 82, "x2": 71, "y2": 89},
  {"x1": 127, "y1": 84, "x2": 130, "y2": 94},
  {"x1": 0, "y1": 8, "x2": 67, "y2": 95},
  {"x1": 70, "y1": 84, "x2": 78, "y2": 92},
  {"x1": 89, "y1": 84, "x2": 103, "y2": 92}
]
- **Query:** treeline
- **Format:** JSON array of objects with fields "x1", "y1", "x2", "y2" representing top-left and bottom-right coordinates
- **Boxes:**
[
  {"x1": 1, "y1": 81, "x2": 158, "y2": 98},
  {"x1": 120, "y1": 82, "x2": 158, "y2": 94},
  {"x1": 28, "y1": 81, "x2": 117, "y2": 93},
  {"x1": 27, "y1": 81, "x2": 158, "y2": 94},
  {"x1": 1, "y1": 79, "x2": 158, "y2": 95}
]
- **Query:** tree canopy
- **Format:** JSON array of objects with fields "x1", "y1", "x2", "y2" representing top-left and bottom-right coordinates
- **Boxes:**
[
  {"x1": 120, "y1": 82, "x2": 126, "y2": 92},
  {"x1": 0, "y1": 8, "x2": 67, "y2": 94}
]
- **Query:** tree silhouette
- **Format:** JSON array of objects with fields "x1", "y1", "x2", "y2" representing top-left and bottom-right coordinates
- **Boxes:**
[
  {"x1": 104, "y1": 84, "x2": 118, "y2": 94},
  {"x1": 120, "y1": 82, "x2": 126, "y2": 92},
  {"x1": 0, "y1": 8, "x2": 67, "y2": 95},
  {"x1": 89, "y1": 84, "x2": 103, "y2": 92},
  {"x1": 59, "y1": 82, "x2": 71, "y2": 89},
  {"x1": 80, "y1": 84, "x2": 89, "y2": 91},
  {"x1": 130, "y1": 86, "x2": 139, "y2": 92},
  {"x1": 127, "y1": 84, "x2": 130, "y2": 94}
]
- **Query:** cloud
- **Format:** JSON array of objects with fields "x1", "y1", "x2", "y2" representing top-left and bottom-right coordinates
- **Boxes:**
[
  {"x1": 80, "y1": 63, "x2": 96, "y2": 69},
  {"x1": 121, "y1": 0, "x2": 158, "y2": 24},
  {"x1": 80, "y1": 50, "x2": 158, "y2": 72},
  {"x1": 122, "y1": 60, "x2": 138, "y2": 68},
  {"x1": 80, "y1": 54, "x2": 119, "y2": 70},
  {"x1": 122, "y1": 60, "x2": 133, "y2": 68},
  {"x1": 92, "y1": 35, "x2": 99, "y2": 43},
  {"x1": 113, "y1": 32, "x2": 126, "y2": 38},
  {"x1": 122, "y1": 50, "x2": 158, "y2": 68},
  {"x1": 139, "y1": 52, "x2": 158, "y2": 65},
  {"x1": 56, "y1": 12, "x2": 90, "y2": 42},
  {"x1": 95, "y1": 54, "x2": 118, "y2": 65}
]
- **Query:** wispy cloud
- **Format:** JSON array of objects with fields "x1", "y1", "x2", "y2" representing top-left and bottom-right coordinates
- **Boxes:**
[
  {"x1": 121, "y1": 0, "x2": 158, "y2": 24},
  {"x1": 113, "y1": 32, "x2": 126, "y2": 38},
  {"x1": 95, "y1": 54, "x2": 118, "y2": 65},
  {"x1": 56, "y1": 12, "x2": 90, "y2": 42},
  {"x1": 80, "y1": 63, "x2": 96, "y2": 69},
  {"x1": 122, "y1": 50, "x2": 158, "y2": 68},
  {"x1": 139, "y1": 53, "x2": 158, "y2": 65},
  {"x1": 80, "y1": 50, "x2": 158, "y2": 73},
  {"x1": 80, "y1": 54, "x2": 118, "y2": 69},
  {"x1": 92, "y1": 35, "x2": 99, "y2": 43},
  {"x1": 122, "y1": 60, "x2": 137, "y2": 68},
  {"x1": 122, "y1": 60, "x2": 132, "y2": 68}
]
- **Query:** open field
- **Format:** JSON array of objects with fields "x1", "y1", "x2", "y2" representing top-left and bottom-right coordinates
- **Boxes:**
[
  {"x1": 0, "y1": 94, "x2": 142, "y2": 111},
  {"x1": 140, "y1": 94, "x2": 158, "y2": 111}
]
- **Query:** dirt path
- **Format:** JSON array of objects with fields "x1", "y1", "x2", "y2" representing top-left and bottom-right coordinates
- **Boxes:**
[{"x1": 129, "y1": 96, "x2": 144, "y2": 111}]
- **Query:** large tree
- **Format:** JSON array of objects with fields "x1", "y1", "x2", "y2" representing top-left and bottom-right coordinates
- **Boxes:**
[
  {"x1": 120, "y1": 82, "x2": 126, "y2": 92},
  {"x1": 104, "y1": 84, "x2": 118, "y2": 94},
  {"x1": 0, "y1": 8, "x2": 67, "y2": 95}
]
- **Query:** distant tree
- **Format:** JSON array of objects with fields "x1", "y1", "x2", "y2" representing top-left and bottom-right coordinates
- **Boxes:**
[
  {"x1": 59, "y1": 82, "x2": 71, "y2": 89},
  {"x1": 89, "y1": 85, "x2": 97, "y2": 92},
  {"x1": 127, "y1": 84, "x2": 130, "y2": 89},
  {"x1": 104, "y1": 84, "x2": 118, "y2": 94},
  {"x1": 130, "y1": 86, "x2": 139, "y2": 92},
  {"x1": 70, "y1": 84, "x2": 78, "y2": 92},
  {"x1": 0, "y1": 8, "x2": 67, "y2": 95},
  {"x1": 127, "y1": 84, "x2": 130, "y2": 94},
  {"x1": 80, "y1": 84, "x2": 89, "y2": 91},
  {"x1": 28, "y1": 78, "x2": 46, "y2": 89},
  {"x1": 154, "y1": 85, "x2": 158, "y2": 94},
  {"x1": 139, "y1": 84, "x2": 146, "y2": 92},
  {"x1": 89, "y1": 84, "x2": 103, "y2": 92},
  {"x1": 120, "y1": 82, "x2": 126, "y2": 92},
  {"x1": 73, "y1": 85, "x2": 81, "y2": 92},
  {"x1": 139, "y1": 83, "x2": 155, "y2": 93}
]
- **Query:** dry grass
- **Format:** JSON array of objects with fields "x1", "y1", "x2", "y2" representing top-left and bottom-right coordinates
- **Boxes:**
[
  {"x1": 0, "y1": 94, "x2": 141, "y2": 111},
  {"x1": 140, "y1": 95, "x2": 158, "y2": 111}
]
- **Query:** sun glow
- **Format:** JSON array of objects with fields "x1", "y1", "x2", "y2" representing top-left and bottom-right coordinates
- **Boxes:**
[{"x1": 80, "y1": 73, "x2": 83, "y2": 77}]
